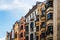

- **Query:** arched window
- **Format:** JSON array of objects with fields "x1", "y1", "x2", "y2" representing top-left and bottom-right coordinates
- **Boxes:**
[{"x1": 47, "y1": 13, "x2": 53, "y2": 21}]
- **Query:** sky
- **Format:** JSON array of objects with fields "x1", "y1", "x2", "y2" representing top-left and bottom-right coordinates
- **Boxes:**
[{"x1": 0, "y1": 0, "x2": 45, "y2": 40}]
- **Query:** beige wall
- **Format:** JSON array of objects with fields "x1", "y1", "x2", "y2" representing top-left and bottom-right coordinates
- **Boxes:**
[{"x1": 53, "y1": 0, "x2": 60, "y2": 40}]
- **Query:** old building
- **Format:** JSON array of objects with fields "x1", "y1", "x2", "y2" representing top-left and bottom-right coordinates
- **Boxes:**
[
  {"x1": 11, "y1": 29, "x2": 14, "y2": 40},
  {"x1": 13, "y1": 21, "x2": 19, "y2": 40},
  {"x1": 25, "y1": 2, "x2": 46, "y2": 40},
  {"x1": 13, "y1": 17, "x2": 26, "y2": 40},
  {"x1": 6, "y1": 0, "x2": 60, "y2": 40},
  {"x1": 19, "y1": 17, "x2": 26, "y2": 40},
  {"x1": 6, "y1": 32, "x2": 10, "y2": 40}
]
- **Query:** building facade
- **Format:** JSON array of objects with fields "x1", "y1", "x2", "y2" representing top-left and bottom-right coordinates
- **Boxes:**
[
  {"x1": 6, "y1": 32, "x2": 10, "y2": 40},
  {"x1": 19, "y1": 17, "x2": 26, "y2": 40},
  {"x1": 13, "y1": 21, "x2": 19, "y2": 40},
  {"x1": 25, "y1": 0, "x2": 53, "y2": 40},
  {"x1": 13, "y1": 17, "x2": 26, "y2": 40},
  {"x1": 6, "y1": 0, "x2": 60, "y2": 40},
  {"x1": 25, "y1": 2, "x2": 46, "y2": 40},
  {"x1": 25, "y1": 2, "x2": 38, "y2": 40},
  {"x1": 53, "y1": 0, "x2": 60, "y2": 40}
]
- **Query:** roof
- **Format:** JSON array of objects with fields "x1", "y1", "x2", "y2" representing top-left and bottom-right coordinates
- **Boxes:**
[
  {"x1": 25, "y1": 5, "x2": 37, "y2": 18},
  {"x1": 25, "y1": 2, "x2": 43, "y2": 18}
]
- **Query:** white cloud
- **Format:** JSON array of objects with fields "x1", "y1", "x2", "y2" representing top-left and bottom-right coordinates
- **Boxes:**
[
  {"x1": 0, "y1": 0, "x2": 46, "y2": 19},
  {"x1": 34, "y1": 0, "x2": 45, "y2": 2},
  {"x1": 0, "y1": 37, "x2": 5, "y2": 40},
  {"x1": 0, "y1": 0, "x2": 32, "y2": 10},
  {"x1": 0, "y1": 0, "x2": 45, "y2": 10},
  {"x1": 0, "y1": 0, "x2": 46, "y2": 18},
  {"x1": 0, "y1": 0, "x2": 32, "y2": 18}
]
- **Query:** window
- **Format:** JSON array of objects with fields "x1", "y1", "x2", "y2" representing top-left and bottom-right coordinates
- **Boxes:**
[
  {"x1": 36, "y1": 26, "x2": 39, "y2": 31},
  {"x1": 46, "y1": 25, "x2": 53, "y2": 35},
  {"x1": 40, "y1": 32, "x2": 45, "y2": 40},
  {"x1": 30, "y1": 34, "x2": 33, "y2": 40},
  {"x1": 20, "y1": 33, "x2": 23, "y2": 37},
  {"x1": 30, "y1": 22, "x2": 34, "y2": 31},
  {"x1": 41, "y1": 10, "x2": 45, "y2": 16},
  {"x1": 46, "y1": 1, "x2": 53, "y2": 8},
  {"x1": 36, "y1": 14, "x2": 39, "y2": 21},
  {"x1": 47, "y1": 13, "x2": 53, "y2": 20},
  {"x1": 41, "y1": 22, "x2": 46, "y2": 28},
  {"x1": 25, "y1": 26, "x2": 29, "y2": 34},
  {"x1": 30, "y1": 22, "x2": 34, "y2": 27},
  {"x1": 15, "y1": 33, "x2": 17, "y2": 38},
  {"x1": 20, "y1": 25, "x2": 23, "y2": 30},
  {"x1": 41, "y1": 33, "x2": 45, "y2": 38},
  {"x1": 26, "y1": 36, "x2": 29, "y2": 40},
  {"x1": 36, "y1": 36, "x2": 38, "y2": 40},
  {"x1": 35, "y1": 11, "x2": 36, "y2": 16}
]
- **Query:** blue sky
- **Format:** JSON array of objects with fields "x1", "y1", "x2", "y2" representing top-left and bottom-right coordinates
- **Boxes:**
[{"x1": 0, "y1": 0, "x2": 45, "y2": 40}]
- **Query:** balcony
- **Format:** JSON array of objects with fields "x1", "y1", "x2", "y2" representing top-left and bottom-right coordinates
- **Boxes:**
[
  {"x1": 47, "y1": 37, "x2": 53, "y2": 40},
  {"x1": 46, "y1": 34, "x2": 53, "y2": 39},
  {"x1": 36, "y1": 14, "x2": 40, "y2": 18},
  {"x1": 41, "y1": 10, "x2": 46, "y2": 20},
  {"x1": 35, "y1": 22, "x2": 39, "y2": 26}
]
